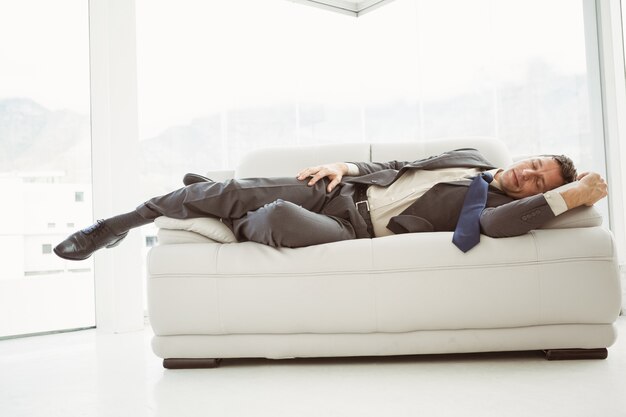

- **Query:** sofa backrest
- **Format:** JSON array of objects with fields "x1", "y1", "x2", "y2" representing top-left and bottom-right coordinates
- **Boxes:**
[
  {"x1": 235, "y1": 137, "x2": 513, "y2": 178},
  {"x1": 195, "y1": 136, "x2": 601, "y2": 234}
]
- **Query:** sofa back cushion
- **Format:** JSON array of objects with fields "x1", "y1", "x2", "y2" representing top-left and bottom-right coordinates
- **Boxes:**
[
  {"x1": 171, "y1": 137, "x2": 597, "y2": 241},
  {"x1": 234, "y1": 137, "x2": 512, "y2": 178},
  {"x1": 235, "y1": 143, "x2": 371, "y2": 178}
]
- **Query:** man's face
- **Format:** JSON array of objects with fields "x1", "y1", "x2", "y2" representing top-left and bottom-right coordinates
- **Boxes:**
[{"x1": 497, "y1": 157, "x2": 565, "y2": 199}]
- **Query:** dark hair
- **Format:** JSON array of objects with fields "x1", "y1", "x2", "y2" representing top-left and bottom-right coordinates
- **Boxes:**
[{"x1": 545, "y1": 154, "x2": 577, "y2": 184}]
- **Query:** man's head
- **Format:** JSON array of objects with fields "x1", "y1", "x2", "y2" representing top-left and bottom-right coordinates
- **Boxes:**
[{"x1": 496, "y1": 154, "x2": 577, "y2": 199}]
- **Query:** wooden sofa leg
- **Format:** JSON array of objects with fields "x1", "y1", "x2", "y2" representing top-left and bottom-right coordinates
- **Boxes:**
[
  {"x1": 163, "y1": 358, "x2": 223, "y2": 369},
  {"x1": 544, "y1": 348, "x2": 608, "y2": 360}
]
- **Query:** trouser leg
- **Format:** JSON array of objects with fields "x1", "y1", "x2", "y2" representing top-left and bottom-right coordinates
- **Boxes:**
[
  {"x1": 232, "y1": 199, "x2": 356, "y2": 247},
  {"x1": 136, "y1": 177, "x2": 370, "y2": 247},
  {"x1": 136, "y1": 177, "x2": 331, "y2": 220}
]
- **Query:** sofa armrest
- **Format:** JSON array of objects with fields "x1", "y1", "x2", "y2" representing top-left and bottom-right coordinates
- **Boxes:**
[
  {"x1": 540, "y1": 205, "x2": 603, "y2": 229},
  {"x1": 155, "y1": 216, "x2": 238, "y2": 243},
  {"x1": 539, "y1": 181, "x2": 604, "y2": 229}
]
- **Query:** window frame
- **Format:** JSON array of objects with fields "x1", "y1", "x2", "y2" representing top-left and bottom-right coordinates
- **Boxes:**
[
  {"x1": 594, "y1": 0, "x2": 626, "y2": 310},
  {"x1": 88, "y1": 0, "x2": 626, "y2": 331}
]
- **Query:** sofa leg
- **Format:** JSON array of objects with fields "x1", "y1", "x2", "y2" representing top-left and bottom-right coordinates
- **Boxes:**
[
  {"x1": 163, "y1": 358, "x2": 223, "y2": 369},
  {"x1": 544, "y1": 348, "x2": 608, "y2": 360}
]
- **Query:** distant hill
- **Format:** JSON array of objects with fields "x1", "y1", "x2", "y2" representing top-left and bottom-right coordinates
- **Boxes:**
[
  {"x1": 0, "y1": 98, "x2": 91, "y2": 183},
  {"x1": 1, "y1": 66, "x2": 598, "y2": 193}
]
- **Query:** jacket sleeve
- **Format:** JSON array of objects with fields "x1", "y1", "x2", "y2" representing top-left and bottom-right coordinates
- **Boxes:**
[
  {"x1": 480, "y1": 194, "x2": 557, "y2": 238},
  {"x1": 351, "y1": 160, "x2": 412, "y2": 175}
]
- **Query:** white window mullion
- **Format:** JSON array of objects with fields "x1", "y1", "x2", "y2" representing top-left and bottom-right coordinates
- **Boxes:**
[
  {"x1": 89, "y1": 0, "x2": 144, "y2": 332},
  {"x1": 593, "y1": 0, "x2": 626, "y2": 311}
]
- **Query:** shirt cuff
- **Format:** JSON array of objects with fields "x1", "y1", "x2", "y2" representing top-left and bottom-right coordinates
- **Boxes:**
[
  {"x1": 544, "y1": 190, "x2": 568, "y2": 216},
  {"x1": 345, "y1": 163, "x2": 360, "y2": 176}
]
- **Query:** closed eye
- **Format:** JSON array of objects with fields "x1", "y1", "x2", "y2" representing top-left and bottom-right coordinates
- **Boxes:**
[{"x1": 532, "y1": 159, "x2": 546, "y2": 191}]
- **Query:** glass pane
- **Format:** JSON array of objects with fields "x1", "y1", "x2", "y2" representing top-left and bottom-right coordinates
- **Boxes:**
[
  {"x1": 136, "y1": 0, "x2": 604, "y2": 185},
  {"x1": 0, "y1": 0, "x2": 94, "y2": 337}
]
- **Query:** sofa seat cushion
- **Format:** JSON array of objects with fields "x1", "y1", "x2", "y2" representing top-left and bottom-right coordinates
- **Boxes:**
[{"x1": 147, "y1": 227, "x2": 620, "y2": 336}]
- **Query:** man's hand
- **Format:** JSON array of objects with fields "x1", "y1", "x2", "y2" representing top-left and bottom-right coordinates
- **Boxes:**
[
  {"x1": 297, "y1": 163, "x2": 349, "y2": 192},
  {"x1": 560, "y1": 172, "x2": 608, "y2": 209}
]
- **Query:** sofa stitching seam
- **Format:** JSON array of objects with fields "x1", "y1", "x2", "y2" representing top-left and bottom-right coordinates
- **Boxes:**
[{"x1": 148, "y1": 257, "x2": 615, "y2": 279}]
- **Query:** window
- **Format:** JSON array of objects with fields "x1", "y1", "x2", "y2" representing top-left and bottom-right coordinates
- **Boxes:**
[
  {"x1": 136, "y1": 0, "x2": 605, "y2": 201},
  {"x1": 0, "y1": 0, "x2": 95, "y2": 337},
  {"x1": 75, "y1": 191, "x2": 85, "y2": 202}
]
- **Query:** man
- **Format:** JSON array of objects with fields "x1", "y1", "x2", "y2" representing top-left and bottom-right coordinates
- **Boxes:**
[{"x1": 54, "y1": 148, "x2": 608, "y2": 260}]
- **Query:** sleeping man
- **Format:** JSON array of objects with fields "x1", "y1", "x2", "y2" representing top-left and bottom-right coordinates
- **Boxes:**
[{"x1": 54, "y1": 148, "x2": 608, "y2": 260}]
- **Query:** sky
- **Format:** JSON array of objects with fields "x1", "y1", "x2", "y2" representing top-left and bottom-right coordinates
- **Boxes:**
[
  {"x1": 0, "y1": 0, "x2": 90, "y2": 113},
  {"x1": 0, "y1": 0, "x2": 590, "y2": 139}
]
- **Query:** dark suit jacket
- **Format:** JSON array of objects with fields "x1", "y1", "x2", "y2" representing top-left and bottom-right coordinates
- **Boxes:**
[{"x1": 344, "y1": 148, "x2": 559, "y2": 238}]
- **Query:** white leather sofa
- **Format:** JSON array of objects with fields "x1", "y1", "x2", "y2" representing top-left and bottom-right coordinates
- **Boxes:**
[{"x1": 147, "y1": 137, "x2": 622, "y2": 368}]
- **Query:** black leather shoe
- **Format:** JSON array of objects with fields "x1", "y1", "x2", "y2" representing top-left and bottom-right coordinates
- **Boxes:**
[
  {"x1": 53, "y1": 220, "x2": 128, "y2": 261},
  {"x1": 183, "y1": 173, "x2": 213, "y2": 186}
]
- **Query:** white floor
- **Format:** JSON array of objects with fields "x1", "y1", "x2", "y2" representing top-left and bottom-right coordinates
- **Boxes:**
[{"x1": 2, "y1": 317, "x2": 626, "y2": 417}]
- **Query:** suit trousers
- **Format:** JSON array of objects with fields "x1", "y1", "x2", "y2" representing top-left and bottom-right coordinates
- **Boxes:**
[{"x1": 136, "y1": 177, "x2": 370, "y2": 248}]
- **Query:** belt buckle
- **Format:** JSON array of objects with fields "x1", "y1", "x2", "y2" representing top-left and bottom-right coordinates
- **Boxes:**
[{"x1": 355, "y1": 200, "x2": 370, "y2": 212}]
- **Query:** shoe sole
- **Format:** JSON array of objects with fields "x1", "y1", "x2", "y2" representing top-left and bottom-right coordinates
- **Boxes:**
[{"x1": 53, "y1": 246, "x2": 92, "y2": 261}]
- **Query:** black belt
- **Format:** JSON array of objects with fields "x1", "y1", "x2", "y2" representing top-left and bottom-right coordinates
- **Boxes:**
[{"x1": 353, "y1": 184, "x2": 374, "y2": 238}]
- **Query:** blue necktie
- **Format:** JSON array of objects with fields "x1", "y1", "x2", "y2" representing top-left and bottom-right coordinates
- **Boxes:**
[{"x1": 452, "y1": 172, "x2": 493, "y2": 252}]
